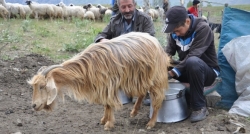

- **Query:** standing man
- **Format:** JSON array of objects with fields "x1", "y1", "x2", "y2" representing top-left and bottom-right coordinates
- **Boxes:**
[
  {"x1": 94, "y1": 0, "x2": 155, "y2": 43},
  {"x1": 188, "y1": 0, "x2": 200, "y2": 17},
  {"x1": 163, "y1": 6, "x2": 220, "y2": 122}
]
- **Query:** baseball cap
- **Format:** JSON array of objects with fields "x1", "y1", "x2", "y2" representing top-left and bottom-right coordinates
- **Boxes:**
[{"x1": 163, "y1": 6, "x2": 188, "y2": 33}]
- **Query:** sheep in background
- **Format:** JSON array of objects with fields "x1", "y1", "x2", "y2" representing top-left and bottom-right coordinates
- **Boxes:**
[
  {"x1": 51, "y1": 4, "x2": 63, "y2": 19},
  {"x1": 25, "y1": 0, "x2": 54, "y2": 21},
  {"x1": 146, "y1": 8, "x2": 159, "y2": 21},
  {"x1": 58, "y1": 2, "x2": 85, "y2": 21},
  {"x1": 84, "y1": 4, "x2": 102, "y2": 21},
  {"x1": 155, "y1": 5, "x2": 164, "y2": 21},
  {"x1": 0, "y1": 4, "x2": 9, "y2": 20},
  {"x1": 137, "y1": 6, "x2": 144, "y2": 12},
  {"x1": 28, "y1": 32, "x2": 170, "y2": 131},
  {"x1": 23, "y1": 5, "x2": 32, "y2": 18},
  {"x1": 97, "y1": 4, "x2": 106, "y2": 10},
  {"x1": 104, "y1": 8, "x2": 112, "y2": 16},
  {"x1": 84, "y1": 10, "x2": 95, "y2": 21},
  {"x1": 0, "y1": 0, "x2": 26, "y2": 19},
  {"x1": 87, "y1": 3, "x2": 96, "y2": 8},
  {"x1": 69, "y1": 3, "x2": 74, "y2": 6}
]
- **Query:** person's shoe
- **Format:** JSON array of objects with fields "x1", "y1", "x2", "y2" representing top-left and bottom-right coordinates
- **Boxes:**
[
  {"x1": 190, "y1": 107, "x2": 209, "y2": 123},
  {"x1": 143, "y1": 99, "x2": 151, "y2": 106}
]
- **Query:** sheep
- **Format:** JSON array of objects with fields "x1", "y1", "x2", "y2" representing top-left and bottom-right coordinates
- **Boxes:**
[
  {"x1": 104, "y1": 9, "x2": 112, "y2": 16},
  {"x1": 28, "y1": 32, "x2": 170, "y2": 131},
  {"x1": 25, "y1": 0, "x2": 54, "y2": 21},
  {"x1": 87, "y1": 3, "x2": 96, "y2": 8},
  {"x1": 51, "y1": 4, "x2": 63, "y2": 19},
  {"x1": 84, "y1": 10, "x2": 95, "y2": 21},
  {"x1": 69, "y1": 3, "x2": 74, "y2": 6},
  {"x1": 23, "y1": 5, "x2": 32, "y2": 18},
  {"x1": 84, "y1": 4, "x2": 102, "y2": 20},
  {"x1": 148, "y1": 8, "x2": 159, "y2": 21},
  {"x1": 0, "y1": 0, "x2": 26, "y2": 19},
  {"x1": 137, "y1": 6, "x2": 144, "y2": 12},
  {"x1": 58, "y1": 2, "x2": 85, "y2": 21},
  {"x1": 0, "y1": 4, "x2": 8, "y2": 20},
  {"x1": 97, "y1": 4, "x2": 106, "y2": 10},
  {"x1": 155, "y1": 5, "x2": 164, "y2": 21}
]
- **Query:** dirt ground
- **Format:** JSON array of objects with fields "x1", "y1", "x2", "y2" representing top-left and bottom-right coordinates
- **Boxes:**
[{"x1": 0, "y1": 54, "x2": 249, "y2": 134}]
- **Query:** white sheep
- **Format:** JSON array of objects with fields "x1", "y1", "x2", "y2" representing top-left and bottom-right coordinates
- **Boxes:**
[
  {"x1": 137, "y1": 6, "x2": 144, "y2": 12},
  {"x1": 58, "y1": 2, "x2": 85, "y2": 21},
  {"x1": 51, "y1": 4, "x2": 63, "y2": 19},
  {"x1": 0, "y1": 4, "x2": 8, "y2": 20},
  {"x1": 0, "y1": 0, "x2": 26, "y2": 19},
  {"x1": 84, "y1": 10, "x2": 95, "y2": 21},
  {"x1": 155, "y1": 5, "x2": 164, "y2": 21},
  {"x1": 85, "y1": 6, "x2": 102, "y2": 21},
  {"x1": 147, "y1": 8, "x2": 159, "y2": 21},
  {"x1": 25, "y1": 0, "x2": 54, "y2": 21},
  {"x1": 104, "y1": 9, "x2": 112, "y2": 17}
]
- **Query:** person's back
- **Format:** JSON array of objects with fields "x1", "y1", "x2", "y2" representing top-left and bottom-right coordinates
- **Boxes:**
[
  {"x1": 187, "y1": 0, "x2": 200, "y2": 17},
  {"x1": 94, "y1": 0, "x2": 155, "y2": 43}
]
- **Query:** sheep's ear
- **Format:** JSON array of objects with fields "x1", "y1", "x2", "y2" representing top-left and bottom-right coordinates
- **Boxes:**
[
  {"x1": 46, "y1": 78, "x2": 57, "y2": 105},
  {"x1": 47, "y1": 87, "x2": 57, "y2": 105}
]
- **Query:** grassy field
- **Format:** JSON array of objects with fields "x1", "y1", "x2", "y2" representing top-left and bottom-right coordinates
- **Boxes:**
[{"x1": 0, "y1": 16, "x2": 168, "y2": 62}]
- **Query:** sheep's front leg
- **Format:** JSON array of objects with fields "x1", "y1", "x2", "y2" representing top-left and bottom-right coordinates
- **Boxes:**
[
  {"x1": 130, "y1": 95, "x2": 144, "y2": 117},
  {"x1": 101, "y1": 105, "x2": 108, "y2": 125},
  {"x1": 102, "y1": 105, "x2": 115, "y2": 130}
]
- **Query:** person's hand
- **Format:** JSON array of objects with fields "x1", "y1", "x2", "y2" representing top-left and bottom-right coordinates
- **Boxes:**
[
  {"x1": 168, "y1": 71, "x2": 174, "y2": 80},
  {"x1": 100, "y1": 38, "x2": 109, "y2": 42}
]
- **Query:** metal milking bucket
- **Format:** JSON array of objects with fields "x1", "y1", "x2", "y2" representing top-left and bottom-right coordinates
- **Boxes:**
[{"x1": 149, "y1": 82, "x2": 190, "y2": 123}]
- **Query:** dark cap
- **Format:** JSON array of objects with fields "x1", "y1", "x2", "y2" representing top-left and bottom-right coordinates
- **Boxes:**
[
  {"x1": 163, "y1": 6, "x2": 188, "y2": 33},
  {"x1": 193, "y1": 0, "x2": 200, "y2": 5}
]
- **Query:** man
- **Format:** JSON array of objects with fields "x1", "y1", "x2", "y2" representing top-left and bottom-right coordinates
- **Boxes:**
[
  {"x1": 188, "y1": 0, "x2": 200, "y2": 17},
  {"x1": 94, "y1": 0, "x2": 155, "y2": 43},
  {"x1": 163, "y1": 6, "x2": 220, "y2": 122}
]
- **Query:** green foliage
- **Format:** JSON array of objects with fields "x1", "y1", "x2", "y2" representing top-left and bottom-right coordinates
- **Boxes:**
[
  {"x1": 22, "y1": 20, "x2": 31, "y2": 32},
  {"x1": 0, "y1": 29, "x2": 21, "y2": 43},
  {"x1": 187, "y1": 0, "x2": 192, "y2": 7},
  {"x1": 36, "y1": 26, "x2": 54, "y2": 37}
]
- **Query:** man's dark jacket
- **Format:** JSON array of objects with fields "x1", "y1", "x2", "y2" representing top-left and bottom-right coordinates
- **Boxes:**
[{"x1": 94, "y1": 9, "x2": 155, "y2": 43}]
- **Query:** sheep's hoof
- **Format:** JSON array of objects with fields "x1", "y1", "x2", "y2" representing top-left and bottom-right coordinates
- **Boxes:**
[
  {"x1": 104, "y1": 126, "x2": 111, "y2": 131},
  {"x1": 146, "y1": 122, "x2": 155, "y2": 130},
  {"x1": 100, "y1": 117, "x2": 106, "y2": 125},
  {"x1": 130, "y1": 109, "x2": 138, "y2": 117},
  {"x1": 104, "y1": 121, "x2": 114, "y2": 131}
]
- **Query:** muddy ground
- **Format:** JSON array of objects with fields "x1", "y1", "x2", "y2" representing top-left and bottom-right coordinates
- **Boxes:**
[{"x1": 0, "y1": 54, "x2": 249, "y2": 134}]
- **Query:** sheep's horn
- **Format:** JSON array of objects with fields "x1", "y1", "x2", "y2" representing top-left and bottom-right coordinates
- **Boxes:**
[{"x1": 42, "y1": 65, "x2": 63, "y2": 76}]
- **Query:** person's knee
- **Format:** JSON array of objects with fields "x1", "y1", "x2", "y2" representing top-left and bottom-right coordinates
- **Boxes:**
[{"x1": 186, "y1": 56, "x2": 200, "y2": 67}]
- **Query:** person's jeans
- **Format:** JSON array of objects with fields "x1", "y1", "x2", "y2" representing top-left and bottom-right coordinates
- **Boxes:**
[{"x1": 174, "y1": 56, "x2": 217, "y2": 110}]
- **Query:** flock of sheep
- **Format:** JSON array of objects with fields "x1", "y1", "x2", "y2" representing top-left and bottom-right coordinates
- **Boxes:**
[{"x1": 0, "y1": 0, "x2": 165, "y2": 22}]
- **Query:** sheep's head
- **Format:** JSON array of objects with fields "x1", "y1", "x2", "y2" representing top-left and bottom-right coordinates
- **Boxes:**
[
  {"x1": 28, "y1": 65, "x2": 62, "y2": 111},
  {"x1": 25, "y1": 0, "x2": 31, "y2": 5}
]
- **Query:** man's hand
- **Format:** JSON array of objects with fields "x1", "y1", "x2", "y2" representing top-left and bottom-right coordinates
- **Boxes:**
[
  {"x1": 100, "y1": 38, "x2": 109, "y2": 42},
  {"x1": 168, "y1": 71, "x2": 174, "y2": 80}
]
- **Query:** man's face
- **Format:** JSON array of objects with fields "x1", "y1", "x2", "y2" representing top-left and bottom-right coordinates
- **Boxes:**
[
  {"x1": 118, "y1": 0, "x2": 135, "y2": 20},
  {"x1": 173, "y1": 19, "x2": 190, "y2": 37}
]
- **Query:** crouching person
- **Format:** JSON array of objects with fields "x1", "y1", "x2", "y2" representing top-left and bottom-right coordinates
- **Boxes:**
[{"x1": 163, "y1": 6, "x2": 220, "y2": 122}]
